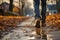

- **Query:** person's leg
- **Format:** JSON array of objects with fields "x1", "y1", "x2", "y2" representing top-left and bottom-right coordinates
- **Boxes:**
[
  {"x1": 34, "y1": 0, "x2": 41, "y2": 35},
  {"x1": 34, "y1": 0, "x2": 40, "y2": 19}
]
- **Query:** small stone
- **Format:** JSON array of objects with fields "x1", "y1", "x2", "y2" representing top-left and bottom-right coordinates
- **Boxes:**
[
  {"x1": 25, "y1": 34, "x2": 28, "y2": 36},
  {"x1": 29, "y1": 34, "x2": 34, "y2": 37}
]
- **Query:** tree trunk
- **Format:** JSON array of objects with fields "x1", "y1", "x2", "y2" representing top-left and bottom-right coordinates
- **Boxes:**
[
  {"x1": 57, "y1": 0, "x2": 60, "y2": 13},
  {"x1": 19, "y1": 0, "x2": 21, "y2": 15},
  {"x1": 9, "y1": 0, "x2": 13, "y2": 13}
]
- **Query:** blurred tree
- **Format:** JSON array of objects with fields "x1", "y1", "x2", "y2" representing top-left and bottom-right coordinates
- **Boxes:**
[
  {"x1": 19, "y1": 0, "x2": 22, "y2": 16},
  {"x1": 21, "y1": 0, "x2": 25, "y2": 16},
  {"x1": 9, "y1": 0, "x2": 13, "y2": 13},
  {"x1": 56, "y1": 0, "x2": 60, "y2": 13}
]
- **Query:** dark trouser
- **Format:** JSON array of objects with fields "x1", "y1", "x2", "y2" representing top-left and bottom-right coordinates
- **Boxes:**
[{"x1": 34, "y1": 0, "x2": 40, "y2": 19}]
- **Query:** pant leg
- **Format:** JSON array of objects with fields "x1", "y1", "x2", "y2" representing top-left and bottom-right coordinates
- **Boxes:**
[{"x1": 34, "y1": 0, "x2": 40, "y2": 19}]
